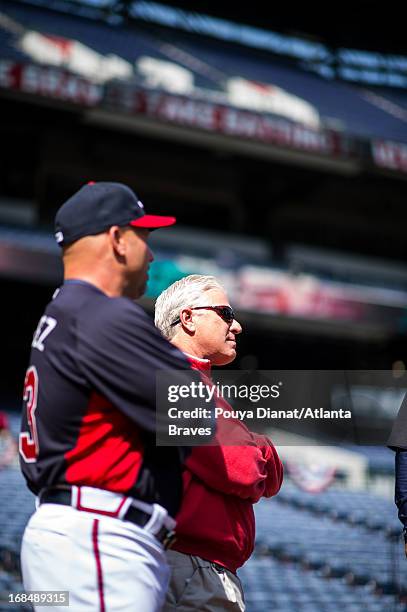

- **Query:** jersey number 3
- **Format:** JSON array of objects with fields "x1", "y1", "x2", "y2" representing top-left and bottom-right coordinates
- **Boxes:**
[{"x1": 19, "y1": 366, "x2": 39, "y2": 463}]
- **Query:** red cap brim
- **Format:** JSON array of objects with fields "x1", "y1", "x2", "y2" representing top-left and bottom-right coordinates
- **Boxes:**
[{"x1": 130, "y1": 215, "x2": 176, "y2": 229}]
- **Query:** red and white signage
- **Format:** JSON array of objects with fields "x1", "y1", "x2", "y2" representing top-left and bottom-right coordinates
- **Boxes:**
[
  {"x1": 372, "y1": 139, "x2": 407, "y2": 173},
  {"x1": 0, "y1": 60, "x2": 102, "y2": 106},
  {"x1": 107, "y1": 86, "x2": 347, "y2": 157}
]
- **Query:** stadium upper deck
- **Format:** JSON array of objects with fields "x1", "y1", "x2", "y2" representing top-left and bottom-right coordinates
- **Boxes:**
[{"x1": 0, "y1": 0, "x2": 406, "y2": 175}]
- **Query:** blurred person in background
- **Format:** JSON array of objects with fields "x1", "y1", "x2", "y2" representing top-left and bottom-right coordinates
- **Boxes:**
[
  {"x1": 388, "y1": 398, "x2": 407, "y2": 558},
  {"x1": 155, "y1": 274, "x2": 283, "y2": 611},
  {"x1": 0, "y1": 410, "x2": 17, "y2": 469}
]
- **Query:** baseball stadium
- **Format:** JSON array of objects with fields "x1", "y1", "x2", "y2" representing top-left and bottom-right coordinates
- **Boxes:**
[{"x1": 0, "y1": 1, "x2": 407, "y2": 610}]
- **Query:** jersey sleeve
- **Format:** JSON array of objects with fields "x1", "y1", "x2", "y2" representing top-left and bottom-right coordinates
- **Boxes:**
[
  {"x1": 76, "y1": 297, "x2": 192, "y2": 432},
  {"x1": 249, "y1": 432, "x2": 284, "y2": 498},
  {"x1": 395, "y1": 449, "x2": 407, "y2": 529}
]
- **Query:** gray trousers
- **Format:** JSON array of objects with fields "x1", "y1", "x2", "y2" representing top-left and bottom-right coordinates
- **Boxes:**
[{"x1": 162, "y1": 549, "x2": 245, "y2": 612}]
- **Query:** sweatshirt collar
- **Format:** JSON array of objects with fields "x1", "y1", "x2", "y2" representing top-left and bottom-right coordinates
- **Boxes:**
[{"x1": 184, "y1": 352, "x2": 211, "y2": 373}]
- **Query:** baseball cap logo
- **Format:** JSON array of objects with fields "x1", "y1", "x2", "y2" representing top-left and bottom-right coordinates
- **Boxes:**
[
  {"x1": 138, "y1": 200, "x2": 144, "y2": 209},
  {"x1": 55, "y1": 231, "x2": 64, "y2": 244}
]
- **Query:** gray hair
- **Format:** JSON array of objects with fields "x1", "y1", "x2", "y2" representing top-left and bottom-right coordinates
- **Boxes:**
[{"x1": 155, "y1": 274, "x2": 224, "y2": 340}]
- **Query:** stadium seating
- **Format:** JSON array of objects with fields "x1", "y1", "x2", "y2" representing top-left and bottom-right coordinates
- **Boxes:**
[
  {"x1": 276, "y1": 483, "x2": 400, "y2": 531},
  {"x1": 254, "y1": 491, "x2": 406, "y2": 579},
  {"x1": 345, "y1": 445, "x2": 395, "y2": 476},
  {"x1": 0, "y1": 463, "x2": 34, "y2": 611},
  {"x1": 239, "y1": 557, "x2": 406, "y2": 612}
]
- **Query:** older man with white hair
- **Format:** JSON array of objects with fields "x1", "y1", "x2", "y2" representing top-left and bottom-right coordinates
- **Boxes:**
[{"x1": 155, "y1": 274, "x2": 283, "y2": 612}]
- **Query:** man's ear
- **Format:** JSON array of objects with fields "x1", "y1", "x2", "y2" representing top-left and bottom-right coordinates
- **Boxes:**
[
  {"x1": 179, "y1": 308, "x2": 195, "y2": 333},
  {"x1": 108, "y1": 226, "x2": 126, "y2": 257}
]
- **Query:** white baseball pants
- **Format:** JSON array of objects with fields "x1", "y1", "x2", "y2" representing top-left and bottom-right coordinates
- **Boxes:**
[{"x1": 21, "y1": 503, "x2": 170, "y2": 611}]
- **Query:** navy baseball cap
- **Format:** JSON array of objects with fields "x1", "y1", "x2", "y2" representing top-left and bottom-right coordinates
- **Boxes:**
[{"x1": 54, "y1": 181, "x2": 176, "y2": 247}]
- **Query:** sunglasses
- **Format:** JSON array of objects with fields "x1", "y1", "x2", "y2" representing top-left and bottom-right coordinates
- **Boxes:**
[{"x1": 171, "y1": 305, "x2": 235, "y2": 327}]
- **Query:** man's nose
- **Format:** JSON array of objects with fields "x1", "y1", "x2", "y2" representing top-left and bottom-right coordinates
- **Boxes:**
[{"x1": 230, "y1": 318, "x2": 242, "y2": 335}]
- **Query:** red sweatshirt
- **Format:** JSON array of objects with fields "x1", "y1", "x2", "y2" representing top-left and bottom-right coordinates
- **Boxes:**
[{"x1": 173, "y1": 356, "x2": 283, "y2": 573}]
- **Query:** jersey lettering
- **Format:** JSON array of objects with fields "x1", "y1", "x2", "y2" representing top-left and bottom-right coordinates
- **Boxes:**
[
  {"x1": 19, "y1": 366, "x2": 39, "y2": 463},
  {"x1": 32, "y1": 316, "x2": 57, "y2": 352}
]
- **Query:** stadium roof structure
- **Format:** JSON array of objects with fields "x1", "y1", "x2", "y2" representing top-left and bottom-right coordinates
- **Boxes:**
[
  {"x1": 138, "y1": 0, "x2": 407, "y2": 56},
  {"x1": 11, "y1": 0, "x2": 407, "y2": 55}
]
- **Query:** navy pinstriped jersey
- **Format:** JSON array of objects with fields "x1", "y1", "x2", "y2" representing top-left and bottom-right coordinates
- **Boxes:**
[{"x1": 19, "y1": 280, "x2": 193, "y2": 516}]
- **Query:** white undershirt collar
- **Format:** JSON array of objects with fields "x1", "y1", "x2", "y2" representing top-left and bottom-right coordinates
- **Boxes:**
[{"x1": 184, "y1": 352, "x2": 211, "y2": 365}]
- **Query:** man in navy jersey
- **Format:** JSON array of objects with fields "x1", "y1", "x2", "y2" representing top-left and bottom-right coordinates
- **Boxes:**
[{"x1": 19, "y1": 182, "x2": 211, "y2": 611}]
